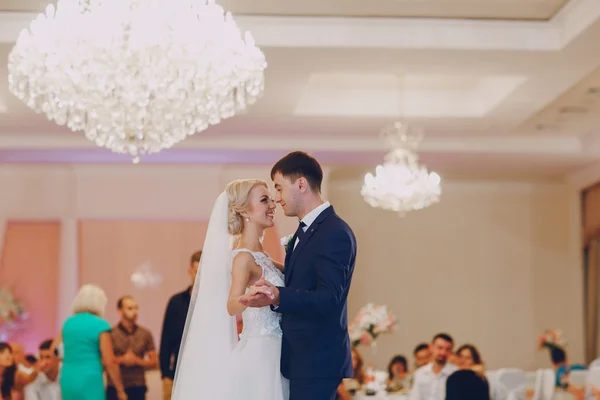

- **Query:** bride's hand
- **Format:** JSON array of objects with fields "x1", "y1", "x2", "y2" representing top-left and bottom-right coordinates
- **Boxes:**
[
  {"x1": 246, "y1": 279, "x2": 275, "y2": 299},
  {"x1": 240, "y1": 278, "x2": 279, "y2": 307}
]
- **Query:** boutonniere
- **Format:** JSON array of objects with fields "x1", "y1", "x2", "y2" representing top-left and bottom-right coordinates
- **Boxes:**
[{"x1": 280, "y1": 234, "x2": 294, "y2": 253}]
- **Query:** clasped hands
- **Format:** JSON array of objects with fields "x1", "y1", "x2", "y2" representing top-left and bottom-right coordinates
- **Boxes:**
[
  {"x1": 239, "y1": 277, "x2": 280, "y2": 308},
  {"x1": 118, "y1": 349, "x2": 142, "y2": 367}
]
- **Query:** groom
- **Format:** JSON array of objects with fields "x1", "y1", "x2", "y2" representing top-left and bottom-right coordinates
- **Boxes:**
[{"x1": 240, "y1": 151, "x2": 357, "y2": 400}]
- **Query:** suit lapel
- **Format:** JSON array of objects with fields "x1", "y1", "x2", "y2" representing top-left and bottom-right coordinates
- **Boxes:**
[
  {"x1": 284, "y1": 233, "x2": 298, "y2": 285},
  {"x1": 286, "y1": 206, "x2": 335, "y2": 284}
]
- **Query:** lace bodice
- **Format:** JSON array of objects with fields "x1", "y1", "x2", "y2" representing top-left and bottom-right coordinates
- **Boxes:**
[{"x1": 232, "y1": 249, "x2": 285, "y2": 339}]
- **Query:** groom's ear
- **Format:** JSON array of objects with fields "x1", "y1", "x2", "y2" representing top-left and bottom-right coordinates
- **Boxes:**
[{"x1": 297, "y1": 177, "x2": 309, "y2": 193}]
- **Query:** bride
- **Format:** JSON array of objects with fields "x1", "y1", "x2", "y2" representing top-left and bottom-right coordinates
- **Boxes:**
[{"x1": 171, "y1": 179, "x2": 289, "y2": 400}]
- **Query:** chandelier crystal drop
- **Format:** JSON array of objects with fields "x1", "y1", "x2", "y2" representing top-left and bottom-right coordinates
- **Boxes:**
[
  {"x1": 361, "y1": 122, "x2": 441, "y2": 216},
  {"x1": 8, "y1": 0, "x2": 267, "y2": 163}
]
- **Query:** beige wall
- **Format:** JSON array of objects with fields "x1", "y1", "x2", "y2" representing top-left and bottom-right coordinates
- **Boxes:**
[{"x1": 330, "y1": 177, "x2": 584, "y2": 371}]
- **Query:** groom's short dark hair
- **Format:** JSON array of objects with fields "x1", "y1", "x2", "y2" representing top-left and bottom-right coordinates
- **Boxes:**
[{"x1": 271, "y1": 151, "x2": 323, "y2": 193}]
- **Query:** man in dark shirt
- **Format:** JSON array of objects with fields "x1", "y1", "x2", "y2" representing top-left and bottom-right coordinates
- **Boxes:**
[{"x1": 159, "y1": 250, "x2": 202, "y2": 400}]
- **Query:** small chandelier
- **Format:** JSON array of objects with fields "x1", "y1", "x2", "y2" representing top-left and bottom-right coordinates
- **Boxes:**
[
  {"x1": 8, "y1": 0, "x2": 266, "y2": 163},
  {"x1": 362, "y1": 122, "x2": 441, "y2": 216}
]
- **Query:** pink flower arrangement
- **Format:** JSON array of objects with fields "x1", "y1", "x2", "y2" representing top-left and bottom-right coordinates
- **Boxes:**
[
  {"x1": 349, "y1": 303, "x2": 396, "y2": 348},
  {"x1": 0, "y1": 287, "x2": 27, "y2": 328},
  {"x1": 537, "y1": 329, "x2": 566, "y2": 351}
]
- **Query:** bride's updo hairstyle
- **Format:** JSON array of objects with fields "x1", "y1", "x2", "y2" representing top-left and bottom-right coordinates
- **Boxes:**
[{"x1": 225, "y1": 179, "x2": 268, "y2": 235}]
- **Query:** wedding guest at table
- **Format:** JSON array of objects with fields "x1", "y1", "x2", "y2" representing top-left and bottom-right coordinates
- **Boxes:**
[
  {"x1": 107, "y1": 295, "x2": 158, "y2": 400},
  {"x1": 23, "y1": 356, "x2": 37, "y2": 369},
  {"x1": 7, "y1": 342, "x2": 27, "y2": 400},
  {"x1": 387, "y1": 355, "x2": 411, "y2": 392},
  {"x1": 408, "y1": 333, "x2": 458, "y2": 400},
  {"x1": 7, "y1": 345, "x2": 24, "y2": 369},
  {"x1": 337, "y1": 347, "x2": 366, "y2": 400},
  {"x1": 0, "y1": 343, "x2": 39, "y2": 400},
  {"x1": 549, "y1": 347, "x2": 585, "y2": 388},
  {"x1": 456, "y1": 344, "x2": 486, "y2": 376},
  {"x1": 24, "y1": 339, "x2": 61, "y2": 400},
  {"x1": 413, "y1": 343, "x2": 432, "y2": 370},
  {"x1": 53, "y1": 284, "x2": 127, "y2": 400},
  {"x1": 446, "y1": 369, "x2": 490, "y2": 400},
  {"x1": 159, "y1": 250, "x2": 202, "y2": 400}
]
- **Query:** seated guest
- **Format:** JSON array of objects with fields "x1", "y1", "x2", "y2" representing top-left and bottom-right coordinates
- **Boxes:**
[
  {"x1": 408, "y1": 333, "x2": 458, "y2": 400},
  {"x1": 549, "y1": 347, "x2": 585, "y2": 389},
  {"x1": 456, "y1": 344, "x2": 485, "y2": 376},
  {"x1": 413, "y1": 343, "x2": 432, "y2": 370},
  {"x1": 387, "y1": 355, "x2": 411, "y2": 392},
  {"x1": 8, "y1": 342, "x2": 30, "y2": 400},
  {"x1": 0, "y1": 343, "x2": 39, "y2": 400},
  {"x1": 23, "y1": 356, "x2": 37, "y2": 370},
  {"x1": 337, "y1": 348, "x2": 366, "y2": 400},
  {"x1": 446, "y1": 370, "x2": 490, "y2": 400},
  {"x1": 24, "y1": 340, "x2": 61, "y2": 400}
]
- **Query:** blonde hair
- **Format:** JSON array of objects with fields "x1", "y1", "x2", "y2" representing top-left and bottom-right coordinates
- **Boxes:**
[
  {"x1": 225, "y1": 179, "x2": 268, "y2": 235},
  {"x1": 71, "y1": 284, "x2": 108, "y2": 317}
]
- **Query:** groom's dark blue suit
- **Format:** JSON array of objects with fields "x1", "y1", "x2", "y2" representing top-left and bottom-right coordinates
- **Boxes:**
[{"x1": 274, "y1": 205, "x2": 357, "y2": 400}]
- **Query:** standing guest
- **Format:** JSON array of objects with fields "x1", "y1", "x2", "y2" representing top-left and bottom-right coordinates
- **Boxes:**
[
  {"x1": 52, "y1": 284, "x2": 127, "y2": 400},
  {"x1": 24, "y1": 340, "x2": 61, "y2": 400},
  {"x1": 159, "y1": 251, "x2": 201, "y2": 400},
  {"x1": 107, "y1": 296, "x2": 157, "y2": 400}
]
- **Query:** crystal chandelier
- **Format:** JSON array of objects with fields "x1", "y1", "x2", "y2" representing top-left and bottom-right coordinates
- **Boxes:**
[
  {"x1": 362, "y1": 122, "x2": 441, "y2": 216},
  {"x1": 8, "y1": 0, "x2": 266, "y2": 163}
]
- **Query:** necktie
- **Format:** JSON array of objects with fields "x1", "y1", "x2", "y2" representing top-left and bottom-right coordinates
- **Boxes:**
[
  {"x1": 294, "y1": 221, "x2": 306, "y2": 249},
  {"x1": 294, "y1": 221, "x2": 307, "y2": 243}
]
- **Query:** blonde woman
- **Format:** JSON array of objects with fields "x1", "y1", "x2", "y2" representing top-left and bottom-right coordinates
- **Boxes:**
[
  {"x1": 172, "y1": 179, "x2": 289, "y2": 400},
  {"x1": 52, "y1": 284, "x2": 127, "y2": 400}
]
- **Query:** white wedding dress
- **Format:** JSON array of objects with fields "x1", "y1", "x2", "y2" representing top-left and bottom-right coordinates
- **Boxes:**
[
  {"x1": 228, "y1": 249, "x2": 289, "y2": 400},
  {"x1": 171, "y1": 193, "x2": 288, "y2": 400}
]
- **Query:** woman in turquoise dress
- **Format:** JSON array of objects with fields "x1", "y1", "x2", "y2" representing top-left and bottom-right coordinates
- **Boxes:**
[{"x1": 53, "y1": 284, "x2": 127, "y2": 400}]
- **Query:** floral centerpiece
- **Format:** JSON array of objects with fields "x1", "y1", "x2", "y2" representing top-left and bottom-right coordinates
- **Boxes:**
[
  {"x1": 0, "y1": 287, "x2": 28, "y2": 340},
  {"x1": 537, "y1": 329, "x2": 567, "y2": 351},
  {"x1": 349, "y1": 303, "x2": 397, "y2": 347}
]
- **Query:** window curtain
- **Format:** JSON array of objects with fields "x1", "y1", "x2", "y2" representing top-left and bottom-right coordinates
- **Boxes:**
[{"x1": 583, "y1": 183, "x2": 600, "y2": 363}]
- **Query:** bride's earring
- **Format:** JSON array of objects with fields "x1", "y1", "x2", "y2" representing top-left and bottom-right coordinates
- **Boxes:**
[{"x1": 245, "y1": 216, "x2": 250, "y2": 222}]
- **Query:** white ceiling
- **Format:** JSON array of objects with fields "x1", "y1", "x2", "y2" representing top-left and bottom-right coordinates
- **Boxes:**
[{"x1": 0, "y1": 0, "x2": 600, "y2": 184}]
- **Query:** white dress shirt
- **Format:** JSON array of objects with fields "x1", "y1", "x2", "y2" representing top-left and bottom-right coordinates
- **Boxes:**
[
  {"x1": 408, "y1": 362, "x2": 458, "y2": 400},
  {"x1": 24, "y1": 369, "x2": 61, "y2": 400},
  {"x1": 293, "y1": 201, "x2": 330, "y2": 249}
]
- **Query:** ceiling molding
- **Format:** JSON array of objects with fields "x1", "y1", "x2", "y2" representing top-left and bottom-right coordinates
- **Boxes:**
[
  {"x1": 1, "y1": 1, "x2": 598, "y2": 51},
  {"x1": 0, "y1": 132, "x2": 589, "y2": 156},
  {"x1": 552, "y1": 0, "x2": 600, "y2": 45},
  {"x1": 567, "y1": 160, "x2": 600, "y2": 188},
  {"x1": 0, "y1": 11, "x2": 561, "y2": 51}
]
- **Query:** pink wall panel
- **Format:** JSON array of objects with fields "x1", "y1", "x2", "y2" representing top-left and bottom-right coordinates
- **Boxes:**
[{"x1": 0, "y1": 221, "x2": 60, "y2": 353}]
